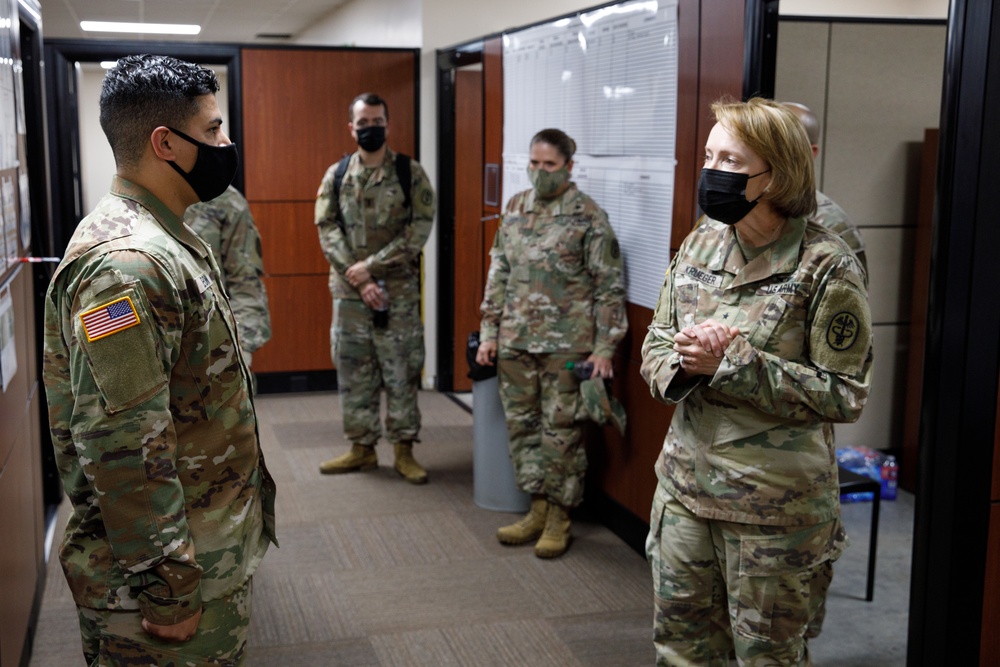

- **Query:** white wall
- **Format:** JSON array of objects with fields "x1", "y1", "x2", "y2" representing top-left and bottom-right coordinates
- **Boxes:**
[
  {"x1": 779, "y1": 0, "x2": 947, "y2": 19},
  {"x1": 297, "y1": 0, "x2": 422, "y2": 47}
]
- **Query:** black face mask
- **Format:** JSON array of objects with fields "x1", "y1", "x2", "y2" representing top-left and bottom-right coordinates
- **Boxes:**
[
  {"x1": 356, "y1": 126, "x2": 386, "y2": 152},
  {"x1": 697, "y1": 168, "x2": 770, "y2": 225},
  {"x1": 166, "y1": 127, "x2": 239, "y2": 202}
]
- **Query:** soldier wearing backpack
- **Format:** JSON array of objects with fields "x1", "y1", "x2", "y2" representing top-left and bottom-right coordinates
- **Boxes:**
[{"x1": 314, "y1": 92, "x2": 436, "y2": 484}]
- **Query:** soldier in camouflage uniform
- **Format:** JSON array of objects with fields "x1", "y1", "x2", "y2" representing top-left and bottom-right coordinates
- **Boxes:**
[
  {"x1": 476, "y1": 129, "x2": 627, "y2": 559},
  {"x1": 781, "y1": 102, "x2": 867, "y2": 274},
  {"x1": 315, "y1": 93, "x2": 435, "y2": 484},
  {"x1": 187, "y1": 185, "x2": 271, "y2": 365},
  {"x1": 640, "y1": 98, "x2": 872, "y2": 665},
  {"x1": 41, "y1": 55, "x2": 277, "y2": 666}
]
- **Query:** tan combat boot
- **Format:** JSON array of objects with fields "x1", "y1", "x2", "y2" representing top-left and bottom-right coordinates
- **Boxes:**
[
  {"x1": 318, "y1": 444, "x2": 377, "y2": 474},
  {"x1": 496, "y1": 496, "x2": 548, "y2": 545},
  {"x1": 393, "y1": 442, "x2": 428, "y2": 484},
  {"x1": 534, "y1": 503, "x2": 572, "y2": 558}
]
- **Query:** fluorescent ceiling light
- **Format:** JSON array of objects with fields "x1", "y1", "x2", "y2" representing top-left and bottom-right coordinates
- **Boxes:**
[{"x1": 80, "y1": 21, "x2": 201, "y2": 36}]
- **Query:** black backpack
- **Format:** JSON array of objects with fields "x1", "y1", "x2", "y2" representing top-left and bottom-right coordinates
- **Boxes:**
[{"x1": 332, "y1": 152, "x2": 413, "y2": 231}]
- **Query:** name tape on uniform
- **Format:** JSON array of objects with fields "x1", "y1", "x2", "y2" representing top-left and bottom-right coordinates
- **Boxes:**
[{"x1": 80, "y1": 296, "x2": 140, "y2": 342}]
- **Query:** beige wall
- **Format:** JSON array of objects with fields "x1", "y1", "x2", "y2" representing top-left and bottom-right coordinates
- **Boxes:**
[
  {"x1": 775, "y1": 20, "x2": 947, "y2": 451},
  {"x1": 297, "y1": 0, "x2": 421, "y2": 47}
]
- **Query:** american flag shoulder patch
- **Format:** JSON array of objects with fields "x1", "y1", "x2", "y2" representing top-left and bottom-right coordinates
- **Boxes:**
[{"x1": 79, "y1": 296, "x2": 141, "y2": 342}]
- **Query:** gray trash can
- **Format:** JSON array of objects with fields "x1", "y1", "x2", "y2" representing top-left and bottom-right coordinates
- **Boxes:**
[{"x1": 472, "y1": 376, "x2": 530, "y2": 513}]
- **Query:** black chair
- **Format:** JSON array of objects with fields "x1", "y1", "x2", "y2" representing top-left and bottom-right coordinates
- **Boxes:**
[{"x1": 837, "y1": 465, "x2": 881, "y2": 602}]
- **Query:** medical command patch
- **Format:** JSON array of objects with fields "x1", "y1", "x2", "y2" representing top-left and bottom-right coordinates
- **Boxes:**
[
  {"x1": 80, "y1": 297, "x2": 140, "y2": 342},
  {"x1": 826, "y1": 312, "x2": 860, "y2": 351},
  {"x1": 810, "y1": 280, "x2": 871, "y2": 375}
]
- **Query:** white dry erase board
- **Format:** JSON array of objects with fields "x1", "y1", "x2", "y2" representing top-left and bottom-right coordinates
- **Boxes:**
[{"x1": 501, "y1": 0, "x2": 679, "y2": 309}]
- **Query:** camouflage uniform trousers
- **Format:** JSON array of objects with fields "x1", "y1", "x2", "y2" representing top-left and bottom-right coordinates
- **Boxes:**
[
  {"x1": 76, "y1": 578, "x2": 253, "y2": 667},
  {"x1": 646, "y1": 484, "x2": 843, "y2": 666},
  {"x1": 497, "y1": 348, "x2": 587, "y2": 509},
  {"x1": 331, "y1": 296, "x2": 424, "y2": 446}
]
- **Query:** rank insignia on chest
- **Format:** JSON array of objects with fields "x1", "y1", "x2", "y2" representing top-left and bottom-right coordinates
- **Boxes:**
[{"x1": 79, "y1": 297, "x2": 140, "y2": 342}]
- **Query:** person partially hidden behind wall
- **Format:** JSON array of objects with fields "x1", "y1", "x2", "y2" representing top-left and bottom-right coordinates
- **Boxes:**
[
  {"x1": 780, "y1": 101, "x2": 868, "y2": 274},
  {"x1": 41, "y1": 54, "x2": 276, "y2": 665},
  {"x1": 187, "y1": 185, "x2": 272, "y2": 368},
  {"x1": 314, "y1": 92, "x2": 436, "y2": 484}
]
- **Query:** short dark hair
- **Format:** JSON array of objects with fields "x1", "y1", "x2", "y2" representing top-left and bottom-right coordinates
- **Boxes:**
[
  {"x1": 530, "y1": 128, "x2": 576, "y2": 162},
  {"x1": 349, "y1": 93, "x2": 389, "y2": 122},
  {"x1": 100, "y1": 54, "x2": 220, "y2": 169}
]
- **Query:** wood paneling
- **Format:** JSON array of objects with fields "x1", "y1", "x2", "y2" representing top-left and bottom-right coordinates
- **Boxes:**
[
  {"x1": 983, "y1": 504, "x2": 1000, "y2": 665},
  {"x1": 240, "y1": 48, "x2": 418, "y2": 374},
  {"x1": 452, "y1": 70, "x2": 485, "y2": 393},
  {"x1": 995, "y1": 377, "x2": 1000, "y2": 502},
  {"x1": 483, "y1": 37, "x2": 504, "y2": 217},
  {"x1": 592, "y1": 303, "x2": 675, "y2": 518},
  {"x1": 241, "y1": 49, "x2": 417, "y2": 202},
  {"x1": 250, "y1": 202, "x2": 328, "y2": 276},
  {"x1": 671, "y1": 0, "x2": 706, "y2": 247},
  {"x1": 251, "y1": 275, "x2": 334, "y2": 373}
]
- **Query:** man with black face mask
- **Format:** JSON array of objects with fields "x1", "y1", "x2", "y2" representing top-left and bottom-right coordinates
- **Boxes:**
[
  {"x1": 42, "y1": 54, "x2": 276, "y2": 665},
  {"x1": 315, "y1": 92, "x2": 436, "y2": 484}
]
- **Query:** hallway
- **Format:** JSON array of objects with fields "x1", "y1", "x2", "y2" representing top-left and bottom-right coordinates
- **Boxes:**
[{"x1": 26, "y1": 390, "x2": 911, "y2": 665}]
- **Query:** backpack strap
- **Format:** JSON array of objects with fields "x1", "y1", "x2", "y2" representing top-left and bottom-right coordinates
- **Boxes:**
[
  {"x1": 332, "y1": 154, "x2": 351, "y2": 231},
  {"x1": 394, "y1": 153, "x2": 413, "y2": 223}
]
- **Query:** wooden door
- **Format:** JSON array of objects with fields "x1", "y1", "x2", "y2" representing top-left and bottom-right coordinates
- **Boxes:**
[{"x1": 452, "y1": 69, "x2": 485, "y2": 392}]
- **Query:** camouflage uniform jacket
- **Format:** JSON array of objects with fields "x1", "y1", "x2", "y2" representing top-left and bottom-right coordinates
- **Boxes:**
[
  {"x1": 640, "y1": 216, "x2": 872, "y2": 526},
  {"x1": 813, "y1": 190, "x2": 867, "y2": 274},
  {"x1": 186, "y1": 185, "x2": 272, "y2": 353},
  {"x1": 314, "y1": 148, "x2": 435, "y2": 302},
  {"x1": 480, "y1": 184, "x2": 627, "y2": 357},
  {"x1": 42, "y1": 176, "x2": 277, "y2": 625}
]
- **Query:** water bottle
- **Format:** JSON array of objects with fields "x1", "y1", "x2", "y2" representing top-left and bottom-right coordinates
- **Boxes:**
[
  {"x1": 880, "y1": 455, "x2": 898, "y2": 500},
  {"x1": 565, "y1": 360, "x2": 594, "y2": 380},
  {"x1": 373, "y1": 280, "x2": 389, "y2": 329}
]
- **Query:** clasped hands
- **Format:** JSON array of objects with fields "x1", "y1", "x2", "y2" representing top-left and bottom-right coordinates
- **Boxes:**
[
  {"x1": 345, "y1": 260, "x2": 386, "y2": 310},
  {"x1": 673, "y1": 319, "x2": 740, "y2": 376}
]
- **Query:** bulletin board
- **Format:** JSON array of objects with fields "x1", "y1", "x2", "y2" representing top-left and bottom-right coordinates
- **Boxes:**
[
  {"x1": 502, "y1": 0, "x2": 679, "y2": 309},
  {"x1": 0, "y1": 0, "x2": 27, "y2": 278}
]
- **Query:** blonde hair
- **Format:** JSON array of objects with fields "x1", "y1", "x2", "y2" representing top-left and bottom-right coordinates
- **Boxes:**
[{"x1": 711, "y1": 97, "x2": 816, "y2": 219}]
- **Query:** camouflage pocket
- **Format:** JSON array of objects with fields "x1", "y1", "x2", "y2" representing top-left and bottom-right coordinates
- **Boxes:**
[
  {"x1": 99, "y1": 632, "x2": 239, "y2": 667},
  {"x1": 734, "y1": 522, "x2": 837, "y2": 643},
  {"x1": 77, "y1": 283, "x2": 166, "y2": 414}
]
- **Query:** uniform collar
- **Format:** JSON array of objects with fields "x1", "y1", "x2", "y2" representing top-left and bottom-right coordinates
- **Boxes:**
[
  {"x1": 351, "y1": 147, "x2": 396, "y2": 184},
  {"x1": 526, "y1": 182, "x2": 581, "y2": 214},
  {"x1": 111, "y1": 175, "x2": 208, "y2": 259},
  {"x1": 709, "y1": 217, "x2": 806, "y2": 288}
]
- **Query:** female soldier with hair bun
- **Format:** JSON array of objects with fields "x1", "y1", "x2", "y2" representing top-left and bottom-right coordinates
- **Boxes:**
[{"x1": 476, "y1": 128, "x2": 627, "y2": 559}]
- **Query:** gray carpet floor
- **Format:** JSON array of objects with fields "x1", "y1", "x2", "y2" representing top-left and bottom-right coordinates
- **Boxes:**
[{"x1": 27, "y1": 390, "x2": 912, "y2": 666}]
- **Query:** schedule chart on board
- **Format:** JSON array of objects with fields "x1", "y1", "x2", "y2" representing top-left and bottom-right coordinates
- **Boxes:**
[{"x1": 502, "y1": 0, "x2": 679, "y2": 309}]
